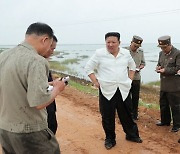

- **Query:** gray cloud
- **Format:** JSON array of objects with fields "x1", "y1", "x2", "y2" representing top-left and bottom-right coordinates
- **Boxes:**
[{"x1": 0, "y1": 0, "x2": 180, "y2": 44}]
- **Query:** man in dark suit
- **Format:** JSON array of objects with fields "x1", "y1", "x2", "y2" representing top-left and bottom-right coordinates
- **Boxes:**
[
  {"x1": 156, "y1": 36, "x2": 180, "y2": 132},
  {"x1": 46, "y1": 35, "x2": 58, "y2": 134}
]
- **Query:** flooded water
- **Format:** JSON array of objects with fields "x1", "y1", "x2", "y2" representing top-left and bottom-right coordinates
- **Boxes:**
[
  {"x1": 1, "y1": 43, "x2": 180, "y2": 83},
  {"x1": 50, "y1": 43, "x2": 180, "y2": 83}
]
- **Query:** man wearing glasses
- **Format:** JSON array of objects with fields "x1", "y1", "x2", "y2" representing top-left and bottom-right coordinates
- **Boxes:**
[{"x1": 156, "y1": 36, "x2": 180, "y2": 133}]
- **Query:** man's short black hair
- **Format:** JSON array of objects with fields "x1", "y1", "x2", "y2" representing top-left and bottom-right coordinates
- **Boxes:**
[
  {"x1": 26, "y1": 22, "x2": 54, "y2": 39},
  {"x1": 105, "y1": 32, "x2": 120, "y2": 41},
  {"x1": 53, "y1": 35, "x2": 58, "y2": 42}
]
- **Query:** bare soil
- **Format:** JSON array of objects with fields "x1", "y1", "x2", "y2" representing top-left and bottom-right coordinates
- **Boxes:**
[
  {"x1": 56, "y1": 86, "x2": 180, "y2": 154},
  {"x1": 1, "y1": 85, "x2": 180, "y2": 154}
]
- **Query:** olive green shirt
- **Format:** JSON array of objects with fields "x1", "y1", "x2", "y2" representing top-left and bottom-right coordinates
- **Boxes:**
[
  {"x1": 157, "y1": 46, "x2": 180, "y2": 92},
  {"x1": 0, "y1": 42, "x2": 51, "y2": 133},
  {"x1": 126, "y1": 46, "x2": 146, "y2": 80}
]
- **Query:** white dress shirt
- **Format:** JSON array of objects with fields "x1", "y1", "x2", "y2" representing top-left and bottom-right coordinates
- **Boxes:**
[{"x1": 85, "y1": 47, "x2": 136, "y2": 101}]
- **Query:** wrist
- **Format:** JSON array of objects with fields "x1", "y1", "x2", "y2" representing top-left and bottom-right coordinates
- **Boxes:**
[{"x1": 93, "y1": 79, "x2": 98, "y2": 84}]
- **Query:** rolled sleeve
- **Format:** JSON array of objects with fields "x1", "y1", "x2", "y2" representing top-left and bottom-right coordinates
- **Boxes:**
[
  {"x1": 128, "y1": 55, "x2": 136, "y2": 71},
  {"x1": 85, "y1": 53, "x2": 99, "y2": 75}
]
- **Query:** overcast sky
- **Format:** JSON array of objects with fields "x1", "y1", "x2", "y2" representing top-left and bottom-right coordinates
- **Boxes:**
[{"x1": 0, "y1": 0, "x2": 180, "y2": 44}]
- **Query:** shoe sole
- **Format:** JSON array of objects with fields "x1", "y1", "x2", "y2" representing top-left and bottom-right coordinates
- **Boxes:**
[
  {"x1": 126, "y1": 138, "x2": 143, "y2": 143},
  {"x1": 105, "y1": 143, "x2": 116, "y2": 150}
]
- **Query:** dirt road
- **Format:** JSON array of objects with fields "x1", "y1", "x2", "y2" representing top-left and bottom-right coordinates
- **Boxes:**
[
  {"x1": 56, "y1": 86, "x2": 180, "y2": 154},
  {"x1": 1, "y1": 86, "x2": 180, "y2": 154}
]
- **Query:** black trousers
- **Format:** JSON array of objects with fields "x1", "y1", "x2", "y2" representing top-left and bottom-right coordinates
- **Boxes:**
[
  {"x1": 99, "y1": 88, "x2": 140, "y2": 140},
  {"x1": 160, "y1": 91, "x2": 180, "y2": 128},
  {"x1": 47, "y1": 112, "x2": 58, "y2": 135},
  {"x1": 130, "y1": 80, "x2": 140, "y2": 119}
]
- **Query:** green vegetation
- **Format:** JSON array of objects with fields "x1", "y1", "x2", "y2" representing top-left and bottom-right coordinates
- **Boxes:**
[
  {"x1": 67, "y1": 80, "x2": 160, "y2": 110},
  {"x1": 61, "y1": 58, "x2": 80, "y2": 65},
  {"x1": 49, "y1": 61, "x2": 69, "y2": 71},
  {"x1": 69, "y1": 80, "x2": 98, "y2": 96},
  {"x1": 146, "y1": 81, "x2": 160, "y2": 86},
  {"x1": 79, "y1": 55, "x2": 89, "y2": 59},
  {"x1": 53, "y1": 51, "x2": 60, "y2": 56},
  {"x1": 51, "y1": 73, "x2": 160, "y2": 110},
  {"x1": 139, "y1": 100, "x2": 160, "y2": 109},
  {"x1": 49, "y1": 61, "x2": 78, "y2": 75}
]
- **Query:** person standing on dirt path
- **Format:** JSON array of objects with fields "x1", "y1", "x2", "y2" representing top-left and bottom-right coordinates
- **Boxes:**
[
  {"x1": 156, "y1": 35, "x2": 180, "y2": 133},
  {"x1": 45, "y1": 35, "x2": 59, "y2": 135},
  {"x1": 85, "y1": 32, "x2": 143, "y2": 150},
  {"x1": 0, "y1": 22, "x2": 66, "y2": 154},
  {"x1": 125, "y1": 35, "x2": 145, "y2": 120}
]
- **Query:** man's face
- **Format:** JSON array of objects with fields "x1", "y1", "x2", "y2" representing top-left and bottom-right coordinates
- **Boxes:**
[
  {"x1": 160, "y1": 45, "x2": 172, "y2": 54},
  {"x1": 105, "y1": 36, "x2": 120, "y2": 54},
  {"x1": 44, "y1": 40, "x2": 57, "y2": 58},
  {"x1": 38, "y1": 35, "x2": 53, "y2": 57},
  {"x1": 130, "y1": 42, "x2": 140, "y2": 52}
]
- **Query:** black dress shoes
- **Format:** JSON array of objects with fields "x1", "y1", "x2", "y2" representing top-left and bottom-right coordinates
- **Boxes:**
[
  {"x1": 171, "y1": 127, "x2": 180, "y2": 132},
  {"x1": 156, "y1": 122, "x2": 170, "y2": 126},
  {"x1": 126, "y1": 136, "x2": 143, "y2": 143},
  {"x1": 104, "y1": 139, "x2": 116, "y2": 150}
]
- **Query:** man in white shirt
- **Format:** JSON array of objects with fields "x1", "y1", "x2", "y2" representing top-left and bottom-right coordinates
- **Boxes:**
[{"x1": 85, "y1": 32, "x2": 143, "y2": 150}]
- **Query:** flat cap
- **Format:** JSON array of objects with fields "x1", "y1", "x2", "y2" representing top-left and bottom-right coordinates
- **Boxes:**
[
  {"x1": 132, "y1": 35, "x2": 143, "y2": 47},
  {"x1": 158, "y1": 35, "x2": 171, "y2": 47}
]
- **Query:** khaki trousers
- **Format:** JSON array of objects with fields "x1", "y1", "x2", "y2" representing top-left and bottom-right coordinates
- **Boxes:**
[{"x1": 0, "y1": 128, "x2": 60, "y2": 154}]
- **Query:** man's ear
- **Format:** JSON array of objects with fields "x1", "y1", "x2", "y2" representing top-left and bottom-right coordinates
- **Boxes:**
[{"x1": 42, "y1": 36, "x2": 49, "y2": 44}]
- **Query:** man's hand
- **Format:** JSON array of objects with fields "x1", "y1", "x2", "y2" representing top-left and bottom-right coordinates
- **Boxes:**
[
  {"x1": 139, "y1": 64, "x2": 145, "y2": 69},
  {"x1": 93, "y1": 80, "x2": 100, "y2": 88},
  {"x1": 53, "y1": 79, "x2": 66, "y2": 93},
  {"x1": 156, "y1": 68, "x2": 165, "y2": 73},
  {"x1": 155, "y1": 66, "x2": 162, "y2": 73}
]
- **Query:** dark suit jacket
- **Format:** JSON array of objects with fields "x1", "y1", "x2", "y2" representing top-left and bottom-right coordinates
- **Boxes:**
[
  {"x1": 46, "y1": 71, "x2": 56, "y2": 113},
  {"x1": 157, "y1": 46, "x2": 180, "y2": 92}
]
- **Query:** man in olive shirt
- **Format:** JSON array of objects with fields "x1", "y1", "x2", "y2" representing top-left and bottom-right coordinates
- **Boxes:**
[
  {"x1": 126, "y1": 35, "x2": 145, "y2": 120},
  {"x1": 0, "y1": 23, "x2": 66, "y2": 153},
  {"x1": 156, "y1": 36, "x2": 180, "y2": 133}
]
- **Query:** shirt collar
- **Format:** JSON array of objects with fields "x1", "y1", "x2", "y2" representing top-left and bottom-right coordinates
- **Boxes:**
[
  {"x1": 165, "y1": 50, "x2": 172, "y2": 56},
  {"x1": 18, "y1": 41, "x2": 37, "y2": 54}
]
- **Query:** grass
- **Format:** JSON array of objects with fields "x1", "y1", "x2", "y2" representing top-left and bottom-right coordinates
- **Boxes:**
[
  {"x1": 61, "y1": 58, "x2": 80, "y2": 65},
  {"x1": 49, "y1": 61, "x2": 69, "y2": 71},
  {"x1": 69, "y1": 80, "x2": 98, "y2": 96},
  {"x1": 139, "y1": 100, "x2": 160, "y2": 110},
  {"x1": 79, "y1": 55, "x2": 89, "y2": 59},
  {"x1": 68, "y1": 80, "x2": 160, "y2": 110},
  {"x1": 53, "y1": 51, "x2": 60, "y2": 56},
  {"x1": 49, "y1": 61, "x2": 78, "y2": 77},
  {"x1": 146, "y1": 81, "x2": 160, "y2": 86},
  {"x1": 52, "y1": 72, "x2": 160, "y2": 110}
]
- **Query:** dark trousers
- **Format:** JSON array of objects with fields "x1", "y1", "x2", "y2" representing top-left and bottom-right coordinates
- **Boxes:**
[
  {"x1": 99, "y1": 88, "x2": 140, "y2": 140},
  {"x1": 160, "y1": 91, "x2": 180, "y2": 128},
  {"x1": 130, "y1": 80, "x2": 140, "y2": 119},
  {"x1": 47, "y1": 112, "x2": 58, "y2": 135},
  {"x1": 0, "y1": 128, "x2": 60, "y2": 154}
]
